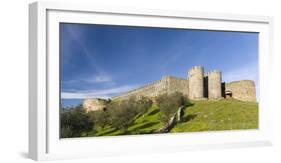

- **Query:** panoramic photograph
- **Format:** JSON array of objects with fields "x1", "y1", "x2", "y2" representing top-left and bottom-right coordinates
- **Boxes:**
[{"x1": 60, "y1": 23, "x2": 259, "y2": 138}]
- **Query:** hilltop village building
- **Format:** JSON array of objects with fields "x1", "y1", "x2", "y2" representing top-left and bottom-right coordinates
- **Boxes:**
[{"x1": 83, "y1": 66, "x2": 256, "y2": 112}]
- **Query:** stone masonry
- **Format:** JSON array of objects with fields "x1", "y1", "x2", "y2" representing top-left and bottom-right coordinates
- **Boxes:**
[
  {"x1": 84, "y1": 66, "x2": 256, "y2": 111},
  {"x1": 111, "y1": 66, "x2": 256, "y2": 102}
]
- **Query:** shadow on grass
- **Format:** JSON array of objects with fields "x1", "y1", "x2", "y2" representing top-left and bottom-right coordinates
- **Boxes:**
[
  {"x1": 130, "y1": 121, "x2": 159, "y2": 132},
  {"x1": 132, "y1": 130, "x2": 155, "y2": 135},
  {"x1": 134, "y1": 113, "x2": 142, "y2": 119},
  {"x1": 185, "y1": 103, "x2": 194, "y2": 108},
  {"x1": 181, "y1": 114, "x2": 197, "y2": 123},
  {"x1": 97, "y1": 128, "x2": 119, "y2": 136},
  {"x1": 147, "y1": 109, "x2": 160, "y2": 116}
]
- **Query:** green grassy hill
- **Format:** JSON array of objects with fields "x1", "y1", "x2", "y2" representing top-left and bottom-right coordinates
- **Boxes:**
[
  {"x1": 171, "y1": 99, "x2": 258, "y2": 133},
  {"x1": 85, "y1": 99, "x2": 258, "y2": 137}
]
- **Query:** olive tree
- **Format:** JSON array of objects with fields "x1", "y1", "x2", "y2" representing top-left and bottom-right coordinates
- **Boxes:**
[
  {"x1": 60, "y1": 105, "x2": 94, "y2": 138},
  {"x1": 127, "y1": 96, "x2": 153, "y2": 117},
  {"x1": 107, "y1": 100, "x2": 136, "y2": 133},
  {"x1": 156, "y1": 92, "x2": 190, "y2": 124},
  {"x1": 90, "y1": 110, "x2": 110, "y2": 130},
  {"x1": 94, "y1": 96, "x2": 153, "y2": 133}
]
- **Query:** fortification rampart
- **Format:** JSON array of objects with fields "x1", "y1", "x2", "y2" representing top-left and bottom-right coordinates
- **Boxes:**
[
  {"x1": 111, "y1": 69, "x2": 256, "y2": 102},
  {"x1": 164, "y1": 76, "x2": 189, "y2": 96},
  {"x1": 111, "y1": 78, "x2": 166, "y2": 101},
  {"x1": 111, "y1": 76, "x2": 189, "y2": 101},
  {"x1": 225, "y1": 80, "x2": 256, "y2": 102},
  {"x1": 84, "y1": 66, "x2": 257, "y2": 111}
]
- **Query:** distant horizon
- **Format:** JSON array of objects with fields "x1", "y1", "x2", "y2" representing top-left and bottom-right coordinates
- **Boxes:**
[{"x1": 60, "y1": 23, "x2": 259, "y2": 108}]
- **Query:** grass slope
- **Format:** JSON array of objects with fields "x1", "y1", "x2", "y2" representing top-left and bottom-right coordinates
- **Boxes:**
[
  {"x1": 86, "y1": 105, "x2": 164, "y2": 137},
  {"x1": 85, "y1": 99, "x2": 258, "y2": 137},
  {"x1": 171, "y1": 99, "x2": 258, "y2": 133}
]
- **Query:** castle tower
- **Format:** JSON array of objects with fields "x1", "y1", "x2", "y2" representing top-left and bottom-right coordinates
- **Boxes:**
[
  {"x1": 208, "y1": 70, "x2": 222, "y2": 99},
  {"x1": 188, "y1": 66, "x2": 204, "y2": 99}
]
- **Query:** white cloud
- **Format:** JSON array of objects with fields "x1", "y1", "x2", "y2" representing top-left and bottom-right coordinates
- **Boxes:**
[
  {"x1": 62, "y1": 75, "x2": 113, "y2": 84},
  {"x1": 84, "y1": 75, "x2": 112, "y2": 83},
  {"x1": 61, "y1": 85, "x2": 139, "y2": 99}
]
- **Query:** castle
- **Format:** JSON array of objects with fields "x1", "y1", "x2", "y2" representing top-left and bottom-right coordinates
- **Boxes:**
[{"x1": 83, "y1": 66, "x2": 256, "y2": 112}]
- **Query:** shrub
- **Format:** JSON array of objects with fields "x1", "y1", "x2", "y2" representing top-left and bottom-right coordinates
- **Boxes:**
[
  {"x1": 107, "y1": 100, "x2": 137, "y2": 133},
  {"x1": 61, "y1": 126, "x2": 73, "y2": 138},
  {"x1": 60, "y1": 105, "x2": 94, "y2": 138},
  {"x1": 135, "y1": 96, "x2": 153, "y2": 115},
  {"x1": 90, "y1": 110, "x2": 110, "y2": 129},
  {"x1": 60, "y1": 96, "x2": 153, "y2": 136},
  {"x1": 128, "y1": 96, "x2": 153, "y2": 116},
  {"x1": 105, "y1": 96, "x2": 152, "y2": 132},
  {"x1": 156, "y1": 92, "x2": 190, "y2": 124}
]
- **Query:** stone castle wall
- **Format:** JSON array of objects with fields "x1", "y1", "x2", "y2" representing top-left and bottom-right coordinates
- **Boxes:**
[
  {"x1": 85, "y1": 66, "x2": 257, "y2": 111},
  {"x1": 111, "y1": 79, "x2": 166, "y2": 101},
  {"x1": 165, "y1": 76, "x2": 189, "y2": 96},
  {"x1": 112, "y1": 74, "x2": 257, "y2": 103},
  {"x1": 225, "y1": 80, "x2": 256, "y2": 102},
  {"x1": 111, "y1": 76, "x2": 189, "y2": 101}
]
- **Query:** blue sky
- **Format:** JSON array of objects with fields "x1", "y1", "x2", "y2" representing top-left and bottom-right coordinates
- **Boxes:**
[{"x1": 60, "y1": 23, "x2": 259, "y2": 107}]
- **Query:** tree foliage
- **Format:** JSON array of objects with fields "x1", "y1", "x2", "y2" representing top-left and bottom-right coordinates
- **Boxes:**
[
  {"x1": 89, "y1": 110, "x2": 110, "y2": 129},
  {"x1": 107, "y1": 96, "x2": 152, "y2": 132},
  {"x1": 156, "y1": 92, "x2": 190, "y2": 124},
  {"x1": 60, "y1": 96, "x2": 153, "y2": 137},
  {"x1": 129, "y1": 96, "x2": 153, "y2": 115},
  {"x1": 60, "y1": 105, "x2": 94, "y2": 138},
  {"x1": 107, "y1": 100, "x2": 135, "y2": 132}
]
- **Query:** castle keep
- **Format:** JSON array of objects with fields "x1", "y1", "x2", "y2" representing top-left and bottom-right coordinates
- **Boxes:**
[{"x1": 83, "y1": 66, "x2": 256, "y2": 112}]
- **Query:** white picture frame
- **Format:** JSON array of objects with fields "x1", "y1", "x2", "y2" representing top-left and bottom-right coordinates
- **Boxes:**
[{"x1": 29, "y1": 1, "x2": 274, "y2": 161}]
